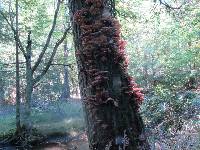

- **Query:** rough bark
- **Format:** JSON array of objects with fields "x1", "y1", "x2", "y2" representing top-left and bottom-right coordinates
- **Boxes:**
[{"x1": 69, "y1": 0, "x2": 150, "y2": 149}]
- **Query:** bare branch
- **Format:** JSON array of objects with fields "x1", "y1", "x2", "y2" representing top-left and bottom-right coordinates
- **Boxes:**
[
  {"x1": 0, "y1": 10, "x2": 26, "y2": 58},
  {"x1": 1, "y1": 61, "x2": 72, "y2": 67},
  {"x1": 8, "y1": 0, "x2": 14, "y2": 26},
  {"x1": 1, "y1": 61, "x2": 27, "y2": 65},
  {"x1": 159, "y1": 0, "x2": 183, "y2": 10},
  {"x1": 32, "y1": 0, "x2": 62, "y2": 73},
  {"x1": 33, "y1": 26, "x2": 71, "y2": 84},
  {"x1": 51, "y1": 63, "x2": 73, "y2": 67}
]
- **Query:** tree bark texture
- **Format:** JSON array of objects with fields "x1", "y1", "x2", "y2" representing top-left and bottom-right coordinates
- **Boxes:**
[
  {"x1": 15, "y1": 0, "x2": 21, "y2": 133},
  {"x1": 23, "y1": 31, "x2": 33, "y2": 131},
  {"x1": 0, "y1": 75, "x2": 5, "y2": 103},
  {"x1": 61, "y1": 40, "x2": 71, "y2": 100},
  {"x1": 69, "y1": 0, "x2": 150, "y2": 149}
]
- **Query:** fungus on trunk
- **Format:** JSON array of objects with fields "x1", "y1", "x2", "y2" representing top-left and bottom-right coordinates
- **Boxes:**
[{"x1": 70, "y1": 0, "x2": 150, "y2": 149}]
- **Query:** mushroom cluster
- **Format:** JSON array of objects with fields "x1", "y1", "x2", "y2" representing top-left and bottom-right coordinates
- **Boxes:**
[{"x1": 74, "y1": 0, "x2": 143, "y2": 110}]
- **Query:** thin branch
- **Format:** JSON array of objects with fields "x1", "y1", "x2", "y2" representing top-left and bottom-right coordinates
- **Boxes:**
[
  {"x1": 8, "y1": 0, "x2": 14, "y2": 27},
  {"x1": 33, "y1": 26, "x2": 71, "y2": 84},
  {"x1": 0, "y1": 10, "x2": 26, "y2": 58},
  {"x1": 32, "y1": 0, "x2": 62, "y2": 73},
  {"x1": 159, "y1": 0, "x2": 183, "y2": 10},
  {"x1": 51, "y1": 63, "x2": 73, "y2": 66},
  {"x1": 1, "y1": 62, "x2": 72, "y2": 67},
  {"x1": 1, "y1": 61, "x2": 27, "y2": 65}
]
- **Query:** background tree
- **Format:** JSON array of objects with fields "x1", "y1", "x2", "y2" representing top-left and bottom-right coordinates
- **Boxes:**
[
  {"x1": 15, "y1": 0, "x2": 21, "y2": 134},
  {"x1": 0, "y1": 0, "x2": 71, "y2": 138},
  {"x1": 0, "y1": 67, "x2": 5, "y2": 103}
]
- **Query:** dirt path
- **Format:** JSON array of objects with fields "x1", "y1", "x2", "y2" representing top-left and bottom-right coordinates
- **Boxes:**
[
  {"x1": 35, "y1": 140, "x2": 89, "y2": 150},
  {"x1": 1, "y1": 140, "x2": 89, "y2": 150},
  {"x1": 34, "y1": 132, "x2": 89, "y2": 150}
]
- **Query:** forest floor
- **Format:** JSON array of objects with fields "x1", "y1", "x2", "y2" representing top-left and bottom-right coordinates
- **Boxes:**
[
  {"x1": 34, "y1": 132, "x2": 89, "y2": 150},
  {"x1": 0, "y1": 99, "x2": 88, "y2": 150},
  {"x1": 0, "y1": 132, "x2": 89, "y2": 150},
  {"x1": 0, "y1": 95, "x2": 199, "y2": 149},
  {"x1": 35, "y1": 141, "x2": 89, "y2": 150}
]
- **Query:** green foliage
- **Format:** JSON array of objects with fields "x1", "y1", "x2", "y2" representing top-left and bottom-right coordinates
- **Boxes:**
[
  {"x1": 0, "y1": 0, "x2": 77, "y2": 102},
  {"x1": 141, "y1": 87, "x2": 198, "y2": 129},
  {"x1": 118, "y1": 1, "x2": 200, "y2": 148}
]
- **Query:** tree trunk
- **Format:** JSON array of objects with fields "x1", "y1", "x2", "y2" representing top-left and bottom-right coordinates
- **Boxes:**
[
  {"x1": 143, "y1": 53, "x2": 148, "y2": 88},
  {"x1": 15, "y1": 0, "x2": 21, "y2": 134},
  {"x1": 23, "y1": 31, "x2": 33, "y2": 131},
  {"x1": 61, "y1": 40, "x2": 71, "y2": 100},
  {"x1": 23, "y1": 66, "x2": 33, "y2": 130},
  {"x1": 69, "y1": 0, "x2": 150, "y2": 149},
  {"x1": 0, "y1": 74, "x2": 5, "y2": 103}
]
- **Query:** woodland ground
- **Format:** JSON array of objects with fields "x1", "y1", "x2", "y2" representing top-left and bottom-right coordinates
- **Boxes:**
[
  {"x1": 0, "y1": 96, "x2": 199, "y2": 150},
  {"x1": 0, "y1": 99, "x2": 89, "y2": 150}
]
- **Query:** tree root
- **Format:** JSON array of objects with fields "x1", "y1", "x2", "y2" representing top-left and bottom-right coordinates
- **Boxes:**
[{"x1": 0, "y1": 126, "x2": 46, "y2": 149}]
